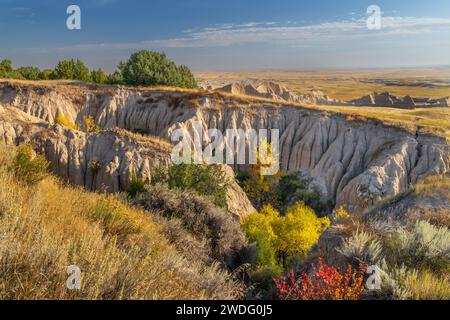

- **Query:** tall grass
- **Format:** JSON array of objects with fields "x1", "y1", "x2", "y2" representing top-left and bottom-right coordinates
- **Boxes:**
[
  {"x1": 0, "y1": 143, "x2": 242, "y2": 300},
  {"x1": 336, "y1": 217, "x2": 450, "y2": 300}
]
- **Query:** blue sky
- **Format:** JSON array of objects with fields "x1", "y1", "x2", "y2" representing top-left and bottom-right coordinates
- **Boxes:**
[{"x1": 1, "y1": 0, "x2": 450, "y2": 71}]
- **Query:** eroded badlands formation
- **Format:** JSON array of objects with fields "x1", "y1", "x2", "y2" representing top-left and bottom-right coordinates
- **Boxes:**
[
  {"x1": 215, "y1": 81, "x2": 343, "y2": 105},
  {"x1": 213, "y1": 81, "x2": 450, "y2": 109},
  {"x1": 0, "y1": 82, "x2": 448, "y2": 215}
]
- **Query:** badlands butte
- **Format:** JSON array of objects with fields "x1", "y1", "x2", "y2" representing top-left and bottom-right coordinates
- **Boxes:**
[{"x1": 0, "y1": 79, "x2": 449, "y2": 216}]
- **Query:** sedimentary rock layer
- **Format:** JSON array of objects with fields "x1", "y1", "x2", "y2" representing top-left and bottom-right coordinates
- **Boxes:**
[{"x1": 1, "y1": 82, "x2": 448, "y2": 213}]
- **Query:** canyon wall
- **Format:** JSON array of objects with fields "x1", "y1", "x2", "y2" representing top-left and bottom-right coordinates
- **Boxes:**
[
  {"x1": 0, "y1": 104, "x2": 255, "y2": 218},
  {"x1": 1, "y1": 82, "x2": 448, "y2": 214}
]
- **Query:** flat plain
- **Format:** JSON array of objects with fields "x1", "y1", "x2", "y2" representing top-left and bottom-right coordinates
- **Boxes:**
[
  {"x1": 195, "y1": 68, "x2": 450, "y2": 100},
  {"x1": 195, "y1": 68, "x2": 450, "y2": 139}
]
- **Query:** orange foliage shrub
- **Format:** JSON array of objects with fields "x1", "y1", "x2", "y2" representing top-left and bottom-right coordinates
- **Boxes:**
[{"x1": 275, "y1": 258, "x2": 367, "y2": 300}]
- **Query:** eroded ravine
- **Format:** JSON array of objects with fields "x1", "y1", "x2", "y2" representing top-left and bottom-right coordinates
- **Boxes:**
[{"x1": 0, "y1": 82, "x2": 448, "y2": 214}]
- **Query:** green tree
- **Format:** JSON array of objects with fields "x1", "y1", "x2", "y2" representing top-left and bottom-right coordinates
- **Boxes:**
[
  {"x1": 17, "y1": 66, "x2": 41, "y2": 80},
  {"x1": 277, "y1": 173, "x2": 327, "y2": 213},
  {"x1": 53, "y1": 59, "x2": 91, "y2": 82},
  {"x1": 167, "y1": 163, "x2": 229, "y2": 208},
  {"x1": 0, "y1": 59, "x2": 22, "y2": 79},
  {"x1": 242, "y1": 205, "x2": 281, "y2": 271},
  {"x1": 91, "y1": 68, "x2": 107, "y2": 84},
  {"x1": 105, "y1": 71, "x2": 123, "y2": 85},
  {"x1": 243, "y1": 202, "x2": 330, "y2": 268},
  {"x1": 39, "y1": 69, "x2": 55, "y2": 80},
  {"x1": 0, "y1": 59, "x2": 13, "y2": 77},
  {"x1": 119, "y1": 50, "x2": 197, "y2": 88},
  {"x1": 177, "y1": 65, "x2": 197, "y2": 89},
  {"x1": 273, "y1": 202, "x2": 330, "y2": 264},
  {"x1": 242, "y1": 141, "x2": 282, "y2": 210}
]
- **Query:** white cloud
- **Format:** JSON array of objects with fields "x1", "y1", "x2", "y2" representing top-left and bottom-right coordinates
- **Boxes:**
[{"x1": 14, "y1": 15, "x2": 450, "y2": 53}]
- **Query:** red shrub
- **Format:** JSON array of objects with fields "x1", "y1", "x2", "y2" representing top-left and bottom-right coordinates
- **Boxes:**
[{"x1": 274, "y1": 258, "x2": 367, "y2": 300}]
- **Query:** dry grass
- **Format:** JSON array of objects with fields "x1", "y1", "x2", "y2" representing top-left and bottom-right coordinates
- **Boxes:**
[
  {"x1": 112, "y1": 128, "x2": 173, "y2": 152},
  {"x1": 307, "y1": 105, "x2": 450, "y2": 139},
  {"x1": 196, "y1": 69, "x2": 450, "y2": 100},
  {"x1": 411, "y1": 208, "x2": 450, "y2": 229},
  {"x1": 0, "y1": 143, "x2": 242, "y2": 300},
  {"x1": 415, "y1": 174, "x2": 450, "y2": 199},
  {"x1": 406, "y1": 270, "x2": 450, "y2": 300}
]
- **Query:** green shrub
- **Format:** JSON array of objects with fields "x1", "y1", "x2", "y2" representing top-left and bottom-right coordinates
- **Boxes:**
[
  {"x1": 0, "y1": 59, "x2": 16, "y2": 78},
  {"x1": 277, "y1": 173, "x2": 327, "y2": 213},
  {"x1": 154, "y1": 163, "x2": 229, "y2": 208},
  {"x1": 177, "y1": 65, "x2": 197, "y2": 89},
  {"x1": 88, "y1": 195, "x2": 140, "y2": 239},
  {"x1": 242, "y1": 205, "x2": 280, "y2": 270},
  {"x1": 127, "y1": 174, "x2": 147, "y2": 199},
  {"x1": 39, "y1": 69, "x2": 54, "y2": 80},
  {"x1": 391, "y1": 221, "x2": 450, "y2": 273},
  {"x1": 135, "y1": 185, "x2": 248, "y2": 268},
  {"x1": 12, "y1": 145, "x2": 48, "y2": 186}
]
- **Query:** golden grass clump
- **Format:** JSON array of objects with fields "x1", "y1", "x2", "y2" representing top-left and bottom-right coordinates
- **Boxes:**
[
  {"x1": 406, "y1": 270, "x2": 450, "y2": 300},
  {"x1": 415, "y1": 174, "x2": 450, "y2": 199},
  {"x1": 0, "y1": 143, "x2": 242, "y2": 300},
  {"x1": 56, "y1": 113, "x2": 79, "y2": 130}
]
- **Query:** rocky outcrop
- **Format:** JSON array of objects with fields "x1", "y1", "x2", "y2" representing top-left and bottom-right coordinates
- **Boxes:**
[
  {"x1": 437, "y1": 97, "x2": 450, "y2": 107},
  {"x1": 210, "y1": 81, "x2": 450, "y2": 110},
  {"x1": 0, "y1": 105, "x2": 171, "y2": 191},
  {"x1": 0, "y1": 82, "x2": 81, "y2": 123},
  {"x1": 215, "y1": 81, "x2": 343, "y2": 105},
  {"x1": 1, "y1": 82, "x2": 448, "y2": 215},
  {"x1": 0, "y1": 103, "x2": 255, "y2": 217},
  {"x1": 350, "y1": 92, "x2": 416, "y2": 109},
  {"x1": 165, "y1": 105, "x2": 448, "y2": 213},
  {"x1": 350, "y1": 92, "x2": 450, "y2": 109}
]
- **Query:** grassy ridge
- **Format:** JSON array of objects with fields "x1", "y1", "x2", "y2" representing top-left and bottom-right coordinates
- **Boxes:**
[
  {"x1": 0, "y1": 144, "x2": 240, "y2": 300},
  {"x1": 310, "y1": 106, "x2": 450, "y2": 139}
]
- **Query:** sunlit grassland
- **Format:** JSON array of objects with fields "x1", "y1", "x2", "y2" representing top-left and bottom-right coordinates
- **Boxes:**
[
  {"x1": 195, "y1": 69, "x2": 450, "y2": 100},
  {"x1": 0, "y1": 143, "x2": 238, "y2": 300},
  {"x1": 307, "y1": 106, "x2": 450, "y2": 139}
]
